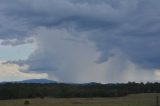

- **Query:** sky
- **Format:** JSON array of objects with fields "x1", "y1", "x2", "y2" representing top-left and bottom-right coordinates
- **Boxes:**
[{"x1": 0, "y1": 0, "x2": 160, "y2": 83}]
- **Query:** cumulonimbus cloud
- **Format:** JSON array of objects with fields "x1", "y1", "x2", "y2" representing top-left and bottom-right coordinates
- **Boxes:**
[{"x1": 0, "y1": 0, "x2": 160, "y2": 82}]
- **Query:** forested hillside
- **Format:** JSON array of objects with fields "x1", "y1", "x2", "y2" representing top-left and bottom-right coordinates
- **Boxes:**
[{"x1": 0, "y1": 82, "x2": 160, "y2": 100}]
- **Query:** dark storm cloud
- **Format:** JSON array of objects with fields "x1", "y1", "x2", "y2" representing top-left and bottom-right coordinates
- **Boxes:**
[
  {"x1": 0, "y1": 0, "x2": 131, "y2": 30},
  {"x1": 0, "y1": 0, "x2": 160, "y2": 74}
]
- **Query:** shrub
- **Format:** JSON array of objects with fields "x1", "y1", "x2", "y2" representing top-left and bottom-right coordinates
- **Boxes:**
[{"x1": 24, "y1": 100, "x2": 30, "y2": 105}]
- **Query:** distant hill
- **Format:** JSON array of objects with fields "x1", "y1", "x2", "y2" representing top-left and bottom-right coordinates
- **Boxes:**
[{"x1": 18, "y1": 79, "x2": 57, "y2": 83}]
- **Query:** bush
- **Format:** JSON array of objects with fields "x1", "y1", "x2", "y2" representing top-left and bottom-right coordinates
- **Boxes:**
[{"x1": 24, "y1": 100, "x2": 30, "y2": 105}]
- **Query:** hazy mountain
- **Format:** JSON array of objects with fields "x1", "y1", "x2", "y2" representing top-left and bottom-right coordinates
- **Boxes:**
[{"x1": 19, "y1": 79, "x2": 57, "y2": 83}]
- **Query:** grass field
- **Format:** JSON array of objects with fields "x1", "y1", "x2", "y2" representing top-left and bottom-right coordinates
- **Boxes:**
[{"x1": 0, "y1": 93, "x2": 159, "y2": 106}]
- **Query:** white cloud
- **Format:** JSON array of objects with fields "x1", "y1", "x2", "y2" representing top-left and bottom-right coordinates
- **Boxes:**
[
  {"x1": 0, "y1": 61, "x2": 48, "y2": 82},
  {"x1": 154, "y1": 70, "x2": 160, "y2": 80}
]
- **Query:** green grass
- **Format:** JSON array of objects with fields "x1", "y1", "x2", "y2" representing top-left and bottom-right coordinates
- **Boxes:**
[{"x1": 0, "y1": 93, "x2": 159, "y2": 106}]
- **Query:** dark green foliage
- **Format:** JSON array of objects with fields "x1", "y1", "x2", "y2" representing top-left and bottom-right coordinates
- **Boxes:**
[
  {"x1": 0, "y1": 82, "x2": 160, "y2": 100},
  {"x1": 24, "y1": 100, "x2": 30, "y2": 105}
]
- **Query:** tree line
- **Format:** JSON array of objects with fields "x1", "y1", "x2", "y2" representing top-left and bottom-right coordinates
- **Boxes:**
[{"x1": 0, "y1": 82, "x2": 160, "y2": 100}]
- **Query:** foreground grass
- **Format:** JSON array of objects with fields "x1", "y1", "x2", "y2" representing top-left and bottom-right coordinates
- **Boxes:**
[{"x1": 0, "y1": 93, "x2": 159, "y2": 106}]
